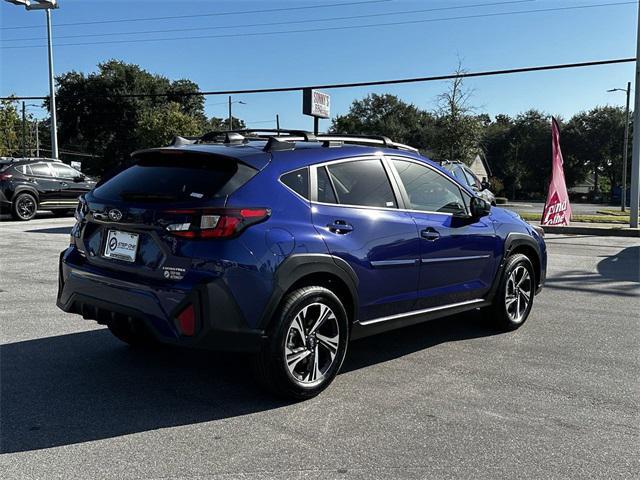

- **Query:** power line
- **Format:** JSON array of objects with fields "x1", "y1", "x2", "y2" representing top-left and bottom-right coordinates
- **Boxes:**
[
  {"x1": 2, "y1": 58, "x2": 635, "y2": 102},
  {"x1": 2, "y1": 1, "x2": 635, "y2": 49},
  {"x1": 0, "y1": 0, "x2": 391, "y2": 30},
  {"x1": 1, "y1": 0, "x2": 535, "y2": 42}
]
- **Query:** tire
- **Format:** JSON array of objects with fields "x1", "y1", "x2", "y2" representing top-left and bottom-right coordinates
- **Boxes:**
[
  {"x1": 10, "y1": 192, "x2": 37, "y2": 221},
  {"x1": 254, "y1": 286, "x2": 349, "y2": 400},
  {"x1": 107, "y1": 317, "x2": 157, "y2": 347},
  {"x1": 484, "y1": 253, "x2": 536, "y2": 331}
]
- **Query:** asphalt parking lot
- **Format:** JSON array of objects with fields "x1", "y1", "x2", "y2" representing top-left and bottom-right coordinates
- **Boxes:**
[{"x1": 1, "y1": 216, "x2": 638, "y2": 479}]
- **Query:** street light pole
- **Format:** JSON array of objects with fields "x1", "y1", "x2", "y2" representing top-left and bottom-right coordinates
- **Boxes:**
[
  {"x1": 4, "y1": 1, "x2": 59, "y2": 160},
  {"x1": 630, "y1": 0, "x2": 640, "y2": 228},
  {"x1": 21, "y1": 101, "x2": 27, "y2": 157},
  {"x1": 45, "y1": 7, "x2": 58, "y2": 159},
  {"x1": 226, "y1": 96, "x2": 245, "y2": 131},
  {"x1": 622, "y1": 82, "x2": 631, "y2": 212},
  {"x1": 608, "y1": 82, "x2": 632, "y2": 212}
]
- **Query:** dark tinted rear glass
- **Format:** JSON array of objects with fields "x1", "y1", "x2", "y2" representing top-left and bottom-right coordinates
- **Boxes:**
[
  {"x1": 281, "y1": 167, "x2": 309, "y2": 199},
  {"x1": 93, "y1": 155, "x2": 256, "y2": 202},
  {"x1": 316, "y1": 166, "x2": 337, "y2": 204}
]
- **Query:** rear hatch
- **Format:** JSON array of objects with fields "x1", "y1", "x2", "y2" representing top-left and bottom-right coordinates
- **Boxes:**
[{"x1": 74, "y1": 149, "x2": 263, "y2": 282}]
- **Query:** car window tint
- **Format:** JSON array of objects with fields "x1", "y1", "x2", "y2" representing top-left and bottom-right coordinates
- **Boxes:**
[
  {"x1": 30, "y1": 163, "x2": 52, "y2": 177},
  {"x1": 463, "y1": 167, "x2": 482, "y2": 189},
  {"x1": 316, "y1": 166, "x2": 337, "y2": 204},
  {"x1": 392, "y1": 159, "x2": 467, "y2": 214},
  {"x1": 326, "y1": 159, "x2": 396, "y2": 208},
  {"x1": 51, "y1": 163, "x2": 79, "y2": 179},
  {"x1": 281, "y1": 167, "x2": 309, "y2": 199},
  {"x1": 452, "y1": 166, "x2": 470, "y2": 186}
]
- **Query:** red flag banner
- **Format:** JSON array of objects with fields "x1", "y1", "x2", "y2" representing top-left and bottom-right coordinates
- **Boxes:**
[{"x1": 541, "y1": 117, "x2": 572, "y2": 226}]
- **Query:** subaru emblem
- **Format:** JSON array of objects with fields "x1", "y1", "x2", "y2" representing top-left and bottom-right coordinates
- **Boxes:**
[{"x1": 108, "y1": 209, "x2": 123, "y2": 222}]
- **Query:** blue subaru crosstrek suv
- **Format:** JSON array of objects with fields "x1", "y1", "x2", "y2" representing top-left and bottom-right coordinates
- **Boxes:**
[{"x1": 57, "y1": 129, "x2": 546, "y2": 399}]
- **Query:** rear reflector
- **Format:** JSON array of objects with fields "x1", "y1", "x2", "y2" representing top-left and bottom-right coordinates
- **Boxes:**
[{"x1": 176, "y1": 304, "x2": 195, "y2": 336}]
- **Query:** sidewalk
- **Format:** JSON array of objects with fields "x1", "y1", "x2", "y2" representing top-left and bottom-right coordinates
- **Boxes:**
[{"x1": 529, "y1": 221, "x2": 640, "y2": 237}]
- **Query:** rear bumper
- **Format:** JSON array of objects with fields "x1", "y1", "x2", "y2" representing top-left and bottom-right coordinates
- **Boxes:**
[{"x1": 56, "y1": 248, "x2": 266, "y2": 352}]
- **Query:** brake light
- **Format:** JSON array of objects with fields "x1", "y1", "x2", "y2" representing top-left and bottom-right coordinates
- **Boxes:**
[
  {"x1": 0, "y1": 173, "x2": 13, "y2": 181},
  {"x1": 165, "y1": 208, "x2": 270, "y2": 239},
  {"x1": 176, "y1": 304, "x2": 195, "y2": 336}
]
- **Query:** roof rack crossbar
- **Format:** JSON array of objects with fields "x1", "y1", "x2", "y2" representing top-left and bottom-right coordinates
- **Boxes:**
[{"x1": 193, "y1": 129, "x2": 419, "y2": 154}]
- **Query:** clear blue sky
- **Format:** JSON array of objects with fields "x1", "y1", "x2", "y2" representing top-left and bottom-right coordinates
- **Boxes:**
[{"x1": 0, "y1": 0, "x2": 636, "y2": 131}]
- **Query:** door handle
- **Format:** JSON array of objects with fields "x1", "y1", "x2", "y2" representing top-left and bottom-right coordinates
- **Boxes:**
[
  {"x1": 61, "y1": 182, "x2": 68, "y2": 187},
  {"x1": 421, "y1": 227, "x2": 440, "y2": 241},
  {"x1": 327, "y1": 220, "x2": 353, "y2": 234}
]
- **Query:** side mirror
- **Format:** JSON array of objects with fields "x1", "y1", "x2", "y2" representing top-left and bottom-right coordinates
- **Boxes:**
[
  {"x1": 481, "y1": 180, "x2": 490, "y2": 191},
  {"x1": 73, "y1": 175, "x2": 85, "y2": 183},
  {"x1": 470, "y1": 197, "x2": 491, "y2": 218}
]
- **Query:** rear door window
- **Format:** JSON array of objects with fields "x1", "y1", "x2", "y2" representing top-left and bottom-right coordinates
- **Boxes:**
[
  {"x1": 30, "y1": 163, "x2": 52, "y2": 177},
  {"x1": 325, "y1": 159, "x2": 397, "y2": 208},
  {"x1": 93, "y1": 154, "x2": 256, "y2": 202},
  {"x1": 316, "y1": 166, "x2": 338, "y2": 204}
]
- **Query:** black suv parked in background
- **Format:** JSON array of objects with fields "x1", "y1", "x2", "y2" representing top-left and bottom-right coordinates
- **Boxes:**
[{"x1": 0, "y1": 157, "x2": 96, "y2": 221}]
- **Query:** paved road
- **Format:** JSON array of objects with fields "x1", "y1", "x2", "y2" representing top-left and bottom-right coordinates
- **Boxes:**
[{"x1": 1, "y1": 217, "x2": 638, "y2": 479}]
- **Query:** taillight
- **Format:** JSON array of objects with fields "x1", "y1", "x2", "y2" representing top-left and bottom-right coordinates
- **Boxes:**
[
  {"x1": 0, "y1": 173, "x2": 13, "y2": 181},
  {"x1": 165, "y1": 208, "x2": 270, "y2": 239}
]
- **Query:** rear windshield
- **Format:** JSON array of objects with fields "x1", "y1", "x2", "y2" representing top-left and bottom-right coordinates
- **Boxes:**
[{"x1": 93, "y1": 154, "x2": 256, "y2": 202}]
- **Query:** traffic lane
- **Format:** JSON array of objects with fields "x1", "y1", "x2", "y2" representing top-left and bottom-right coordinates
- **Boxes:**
[{"x1": 1, "y1": 228, "x2": 638, "y2": 479}]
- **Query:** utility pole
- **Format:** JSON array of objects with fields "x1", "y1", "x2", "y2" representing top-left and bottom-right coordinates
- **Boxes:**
[
  {"x1": 630, "y1": 1, "x2": 640, "y2": 228},
  {"x1": 45, "y1": 6, "x2": 59, "y2": 159},
  {"x1": 4, "y1": 2, "x2": 60, "y2": 159},
  {"x1": 276, "y1": 114, "x2": 280, "y2": 134},
  {"x1": 21, "y1": 101, "x2": 26, "y2": 157},
  {"x1": 228, "y1": 95, "x2": 232, "y2": 131},
  {"x1": 35, "y1": 118, "x2": 40, "y2": 157},
  {"x1": 622, "y1": 82, "x2": 631, "y2": 212}
]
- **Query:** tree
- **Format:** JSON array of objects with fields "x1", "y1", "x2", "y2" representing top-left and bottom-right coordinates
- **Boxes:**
[
  {"x1": 330, "y1": 94, "x2": 436, "y2": 151},
  {"x1": 51, "y1": 60, "x2": 224, "y2": 174},
  {"x1": 563, "y1": 106, "x2": 628, "y2": 194},
  {"x1": 136, "y1": 102, "x2": 204, "y2": 147},
  {"x1": 0, "y1": 99, "x2": 21, "y2": 156},
  {"x1": 430, "y1": 63, "x2": 484, "y2": 162}
]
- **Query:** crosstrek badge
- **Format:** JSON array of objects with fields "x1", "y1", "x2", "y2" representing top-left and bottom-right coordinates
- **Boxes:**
[{"x1": 162, "y1": 266, "x2": 186, "y2": 280}]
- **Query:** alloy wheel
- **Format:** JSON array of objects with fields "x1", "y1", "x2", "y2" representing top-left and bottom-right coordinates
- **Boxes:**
[
  {"x1": 284, "y1": 302, "x2": 340, "y2": 385},
  {"x1": 505, "y1": 265, "x2": 532, "y2": 323},
  {"x1": 16, "y1": 195, "x2": 36, "y2": 219}
]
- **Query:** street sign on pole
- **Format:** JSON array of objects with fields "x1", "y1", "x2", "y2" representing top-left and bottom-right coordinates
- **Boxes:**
[{"x1": 303, "y1": 89, "x2": 330, "y2": 134}]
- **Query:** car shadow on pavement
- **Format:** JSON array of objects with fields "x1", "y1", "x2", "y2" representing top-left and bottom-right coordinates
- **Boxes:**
[
  {"x1": 0, "y1": 311, "x2": 497, "y2": 453},
  {"x1": 597, "y1": 246, "x2": 640, "y2": 283},
  {"x1": 543, "y1": 245, "x2": 640, "y2": 296}
]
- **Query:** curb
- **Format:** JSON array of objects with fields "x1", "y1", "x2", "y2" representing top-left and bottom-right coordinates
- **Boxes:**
[{"x1": 536, "y1": 224, "x2": 640, "y2": 237}]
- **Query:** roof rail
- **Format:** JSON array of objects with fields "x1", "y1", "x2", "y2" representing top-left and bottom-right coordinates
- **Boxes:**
[
  {"x1": 199, "y1": 129, "x2": 316, "y2": 144},
  {"x1": 194, "y1": 129, "x2": 419, "y2": 154}
]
